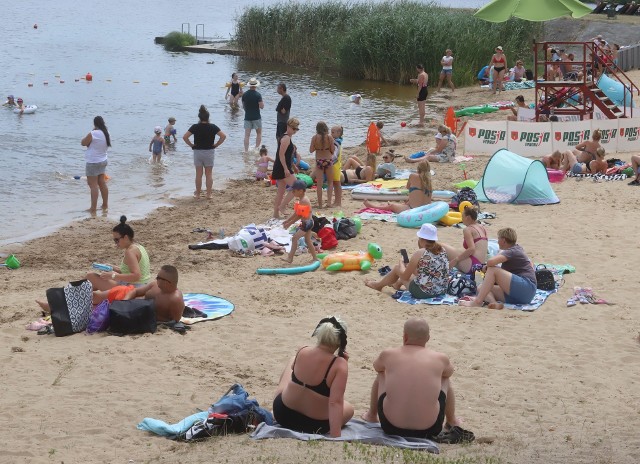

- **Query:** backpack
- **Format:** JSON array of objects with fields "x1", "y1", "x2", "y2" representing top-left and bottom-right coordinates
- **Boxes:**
[
  {"x1": 317, "y1": 226, "x2": 338, "y2": 250},
  {"x1": 447, "y1": 274, "x2": 477, "y2": 297},
  {"x1": 535, "y1": 265, "x2": 556, "y2": 291},
  {"x1": 451, "y1": 187, "x2": 479, "y2": 209},
  {"x1": 333, "y1": 218, "x2": 357, "y2": 240}
]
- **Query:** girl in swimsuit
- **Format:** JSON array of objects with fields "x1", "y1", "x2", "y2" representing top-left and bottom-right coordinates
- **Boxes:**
[
  {"x1": 272, "y1": 316, "x2": 353, "y2": 437},
  {"x1": 339, "y1": 154, "x2": 376, "y2": 184},
  {"x1": 363, "y1": 160, "x2": 432, "y2": 213},
  {"x1": 442, "y1": 207, "x2": 488, "y2": 274},
  {"x1": 490, "y1": 46, "x2": 507, "y2": 94},
  {"x1": 573, "y1": 129, "x2": 602, "y2": 164},
  {"x1": 310, "y1": 121, "x2": 335, "y2": 208},
  {"x1": 255, "y1": 145, "x2": 274, "y2": 180},
  {"x1": 406, "y1": 125, "x2": 457, "y2": 164},
  {"x1": 225, "y1": 73, "x2": 243, "y2": 108}
]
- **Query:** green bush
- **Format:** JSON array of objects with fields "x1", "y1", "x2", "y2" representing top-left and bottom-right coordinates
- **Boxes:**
[
  {"x1": 235, "y1": 1, "x2": 542, "y2": 86},
  {"x1": 163, "y1": 31, "x2": 196, "y2": 51}
]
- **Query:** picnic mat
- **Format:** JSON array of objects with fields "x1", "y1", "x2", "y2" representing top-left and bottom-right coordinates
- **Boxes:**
[
  {"x1": 395, "y1": 288, "x2": 556, "y2": 312},
  {"x1": 566, "y1": 172, "x2": 628, "y2": 181},
  {"x1": 180, "y1": 293, "x2": 235, "y2": 325},
  {"x1": 251, "y1": 419, "x2": 439, "y2": 453}
]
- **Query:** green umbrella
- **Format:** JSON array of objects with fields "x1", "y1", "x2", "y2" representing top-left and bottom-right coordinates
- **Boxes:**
[{"x1": 474, "y1": 0, "x2": 593, "y2": 22}]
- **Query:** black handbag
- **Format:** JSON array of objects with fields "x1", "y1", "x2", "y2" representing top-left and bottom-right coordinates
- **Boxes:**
[
  {"x1": 108, "y1": 299, "x2": 157, "y2": 335},
  {"x1": 46, "y1": 279, "x2": 93, "y2": 337},
  {"x1": 535, "y1": 265, "x2": 556, "y2": 291}
]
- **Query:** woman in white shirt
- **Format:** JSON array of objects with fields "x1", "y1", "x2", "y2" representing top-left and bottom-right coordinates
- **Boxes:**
[
  {"x1": 436, "y1": 49, "x2": 455, "y2": 92},
  {"x1": 81, "y1": 116, "x2": 111, "y2": 213}
]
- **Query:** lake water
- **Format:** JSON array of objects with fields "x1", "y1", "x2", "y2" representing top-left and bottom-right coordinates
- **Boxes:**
[{"x1": 0, "y1": 0, "x2": 493, "y2": 246}]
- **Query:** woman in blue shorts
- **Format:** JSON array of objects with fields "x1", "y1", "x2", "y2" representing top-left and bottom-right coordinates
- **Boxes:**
[{"x1": 460, "y1": 227, "x2": 537, "y2": 309}]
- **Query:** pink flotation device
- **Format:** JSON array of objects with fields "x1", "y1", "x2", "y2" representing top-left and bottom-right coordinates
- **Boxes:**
[{"x1": 547, "y1": 169, "x2": 565, "y2": 183}]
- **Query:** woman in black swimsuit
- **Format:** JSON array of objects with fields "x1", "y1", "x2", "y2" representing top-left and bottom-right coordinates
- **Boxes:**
[
  {"x1": 273, "y1": 118, "x2": 299, "y2": 218},
  {"x1": 225, "y1": 73, "x2": 243, "y2": 107},
  {"x1": 339, "y1": 154, "x2": 376, "y2": 184},
  {"x1": 273, "y1": 316, "x2": 353, "y2": 437}
]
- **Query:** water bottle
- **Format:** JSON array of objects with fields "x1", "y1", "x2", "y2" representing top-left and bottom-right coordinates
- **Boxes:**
[{"x1": 218, "y1": 228, "x2": 225, "y2": 239}]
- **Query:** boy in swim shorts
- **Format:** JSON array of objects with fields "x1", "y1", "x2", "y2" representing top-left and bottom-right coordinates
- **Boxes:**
[
  {"x1": 164, "y1": 117, "x2": 177, "y2": 144},
  {"x1": 282, "y1": 180, "x2": 318, "y2": 264}
]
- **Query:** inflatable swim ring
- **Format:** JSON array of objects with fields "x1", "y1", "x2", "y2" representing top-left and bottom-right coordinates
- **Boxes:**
[
  {"x1": 439, "y1": 211, "x2": 462, "y2": 226},
  {"x1": 397, "y1": 201, "x2": 449, "y2": 228},
  {"x1": 14, "y1": 105, "x2": 37, "y2": 114},
  {"x1": 318, "y1": 243, "x2": 382, "y2": 272},
  {"x1": 257, "y1": 260, "x2": 321, "y2": 275}
]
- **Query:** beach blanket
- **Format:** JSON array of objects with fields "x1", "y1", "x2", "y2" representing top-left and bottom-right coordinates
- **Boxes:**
[
  {"x1": 138, "y1": 411, "x2": 208, "y2": 438},
  {"x1": 355, "y1": 208, "x2": 398, "y2": 222},
  {"x1": 566, "y1": 287, "x2": 613, "y2": 306},
  {"x1": 503, "y1": 81, "x2": 535, "y2": 91},
  {"x1": 395, "y1": 288, "x2": 555, "y2": 311},
  {"x1": 250, "y1": 419, "x2": 439, "y2": 453},
  {"x1": 180, "y1": 293, "x2": 235, "y2": 324},
  {"x1": 566, "y1": 172, "x2": 627, "y2": 181}
]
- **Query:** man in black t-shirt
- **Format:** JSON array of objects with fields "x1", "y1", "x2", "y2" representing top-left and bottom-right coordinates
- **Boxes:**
[
  {"x1": 241, "y1": 78, "x2": 264, "y2": 152},
  {"x1": 275, "y1": 82, "x2": 292, "y2": 141}
]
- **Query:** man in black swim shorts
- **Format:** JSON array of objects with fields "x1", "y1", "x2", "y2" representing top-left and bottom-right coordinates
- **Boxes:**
[{"x1": 361, "y1": 318, "x2": 471, "y2": 441}]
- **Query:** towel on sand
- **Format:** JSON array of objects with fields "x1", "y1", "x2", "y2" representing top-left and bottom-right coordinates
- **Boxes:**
[
  {"x1": 138, "y1": 411, "x2": 208, "y2": 438},
  {"x1": 355, "y1": 208, "x2": 398, "y2": 222},
  {"x1": 250, "y1": 419, "x2": 439, "y2": 453}
]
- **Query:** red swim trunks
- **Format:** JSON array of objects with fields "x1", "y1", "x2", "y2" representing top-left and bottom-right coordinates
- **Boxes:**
[{"x1": 107, "y1": 285, "x2": 135, "y2": 303}]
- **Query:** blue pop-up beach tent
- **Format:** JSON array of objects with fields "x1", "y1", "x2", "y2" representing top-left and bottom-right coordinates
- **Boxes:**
[{"x1": 474, "y1": 149, "x2": 559, "y2": 205}]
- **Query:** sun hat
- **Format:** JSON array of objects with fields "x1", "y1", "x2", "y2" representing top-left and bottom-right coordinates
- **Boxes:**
[
  {"x1": 417, "y1": 223, "x2": 438, "y2": 241},
  {"x1": 248, "y1": 77, "x2": 260, "y2": 87},
  {"x1": 154, "y1": 126, "x2": 162, "y2": 133},
  {"x1": 496, "y1": 46, "x2": 503, "y2": 51}
]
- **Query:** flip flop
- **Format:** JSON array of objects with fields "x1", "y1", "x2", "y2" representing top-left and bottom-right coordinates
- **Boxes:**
[
  {"x1": 391, "y1": 290, "x2": 404, "y2": 300},
  {"x1": 378, "y1": 265, "x2": 392, "y2": 276},
  {"x1": 434, "y1": 425, "x2": 475, "y2": 444}
]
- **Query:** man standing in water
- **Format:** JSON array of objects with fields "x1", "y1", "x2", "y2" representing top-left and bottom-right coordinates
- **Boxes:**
[
  {"x1": 242, "y1": 77, "x2": 265, "y2": 152},
  {"x1": 275, "y1": 83, "x2": 292, "y2": 141},
  {"x1": 410, "y1": 64, "x2": 429, "y2": 127}
]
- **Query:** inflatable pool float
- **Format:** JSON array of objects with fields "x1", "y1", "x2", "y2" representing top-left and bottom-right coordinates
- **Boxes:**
[
  {"x1": 257, "y1": 260, "x2": 321, "y2": 275},
  {"x1": 366, "y1": 121, "x2": 380, "y2": 154},
  {"x1": 453, "y1": 180, "x2": 478, "y2": 189},
  {"x1": 295, "y1": 173, "x2": 313, "y2": 187},
  {"x1": 14, "y1": 105, "x2": 37, "y2": 114},
  {"x1": 454, "y1": 105, "x2": 498, "y2": 117},
  {"x1": 352, "y1": 185, "x2": 455, "y2": 201},
  {"x1": 318, "y1": 243, "x2": 382, "y2": 271},
  {"x1": 397, "y1": 201, "x2": 449, "y2": 228},
  {"x1": 547, "y1": 169, "x2": 565, "y2": 183},
  {"x1": 439, "y1": 211, "x2": 462, "y2": 226},
  {"x1": 408, "y1": 151, "x2": 425, "y2": 159},
  {"x1": 293, "y1": 156, "x2": 310, "y2": 171}
]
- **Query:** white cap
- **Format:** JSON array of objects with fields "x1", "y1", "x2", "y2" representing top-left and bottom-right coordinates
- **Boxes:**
[
  {"x1": 417, "y1": 223, "x2": 438, "y2": 241},
  {"x1": 154, "y1": 126, "x2": 162, "y2": 133}
]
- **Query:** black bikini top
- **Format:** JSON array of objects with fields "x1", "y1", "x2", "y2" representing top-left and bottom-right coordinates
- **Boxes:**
[{"x1": 291, "y1": 347, "x2": 337, "y2": 397}]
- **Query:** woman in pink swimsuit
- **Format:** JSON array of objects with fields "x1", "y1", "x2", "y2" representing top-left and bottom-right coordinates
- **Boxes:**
[{"x1": 443, "y1": 206, "x2": 488, "y2": 274}]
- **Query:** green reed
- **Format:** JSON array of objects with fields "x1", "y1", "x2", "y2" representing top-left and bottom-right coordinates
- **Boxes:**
[
  {"x1": 163, "y1": 31, "x2": 196, "y2": 51},
  {"x1": 235, "y1": 1, "x2": 542, "y2": 86}
]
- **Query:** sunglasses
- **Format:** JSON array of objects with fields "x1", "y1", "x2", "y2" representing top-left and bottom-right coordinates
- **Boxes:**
[{"x1": 156, "y1": 275, "x2": 172, "y2": 284}]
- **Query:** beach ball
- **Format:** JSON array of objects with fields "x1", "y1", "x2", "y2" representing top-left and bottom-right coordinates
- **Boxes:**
[
  {"x1": 86, "y1": 72, "x2": 93, "y2": 81},
  {"x1": 401, "y1": 122, "x2": 407, "y2": 127}
]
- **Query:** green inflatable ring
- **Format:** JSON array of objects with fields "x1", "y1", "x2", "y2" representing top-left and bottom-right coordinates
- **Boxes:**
[{"x1": 296, "y1": 173, "x2": 313, "y2": 187}]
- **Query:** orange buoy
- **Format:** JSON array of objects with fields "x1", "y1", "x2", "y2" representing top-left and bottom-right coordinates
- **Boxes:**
[
  {"x1": 366, "y1": 121, "x2": 381, "y2": 154},
  {"x1": 444, "y1": 106, "x2": 457, "y2": 134},
  {"x1": 85, "y1": 72, "x2": 93, "y2": 81}
]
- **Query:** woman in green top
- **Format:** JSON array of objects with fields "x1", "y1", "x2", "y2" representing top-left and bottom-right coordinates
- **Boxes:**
[{"x1": 86, "y1": 215, "x2": 151, "y2": 291}]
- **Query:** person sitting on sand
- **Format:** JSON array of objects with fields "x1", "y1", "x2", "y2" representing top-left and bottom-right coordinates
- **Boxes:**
[
  {"x1": 628, "y1": 155, "x2": 640, "y2": 186},
  {"x1": 363, "y1": 161, "x2": 432, "y2": 213},
  {"x1": 361, "y1": 317, "x2": 473, "y2": 443},
  {"x1": 560, "y1": 148, "x2": 607, "y2": 175},
  {"x1": 338, "y1": 154, "x2": 376, "y2": 184},
  {"x1": 365, "y1": 224, "x2": 454, "y2": 299},
  {"x1": 541, "y1": 150, "x2": 562, "y2": 170},
  {"x1": 273, "y1": 316, "x2": 353, "y2": 437},
  {"x1": 405, "y1": 126, "x2": 456, "y2": 164},
  {"x1": 460, "y1": 227, "x2": 537, "y2": 309},
  {"x1": 120, "y1": 265, "x2": 184, "y2": 322},
  {"x1": 509, "y1": 60, "x2": 526, "y2": 82},
  {"x1": 376, "y1": 150, "x2": 397, "y2": 179},
  {"x1": 442, "y1": 206, "x2": 488, "y2": 275},
  {"x1": 85, "y1": 216, "x2": 151, "y2": 292},
  {"x1": 507, "y1": 95, "x2": 528, "y2": 121},
  {"x1": 573, "y1": 129, "x2": 602, "y2": 164}
]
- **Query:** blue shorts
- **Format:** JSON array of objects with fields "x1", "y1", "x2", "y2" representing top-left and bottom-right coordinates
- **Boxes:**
[
  {"x1": 441, "y1": 69, "x2": 452, "y2": 75},
  {"x1": 571, "y1": 163, "x2": 584, "y2": 175},
  {"x1": 505, "y1": 274, "x2": 537, "y2": 305}
]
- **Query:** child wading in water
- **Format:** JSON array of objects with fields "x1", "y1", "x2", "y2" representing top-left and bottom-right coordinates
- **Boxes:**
[
  {"x1": 282, "y1": 180, "x2": 318, "y2": 263},
  {"x1": 255, "y1": 145, "x2": 274, "y2": 181},
  {"x1": 164, "y1": 117, "x2": 177, "y2": 145},
  {"x1": 149, "y1": 126, "x2": 166, "y2": 163},
  {"x1": 310, "y1": 121, "x2": 335, "y2": 208},
  {"x1": 225, "y1": 73, "x2": 243, "y2": 108}
]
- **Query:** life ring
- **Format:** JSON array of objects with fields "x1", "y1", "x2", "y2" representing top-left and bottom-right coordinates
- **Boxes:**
[
  {"x1": 257, "y1": 260, "x2": 321, "y2": 275},
  {"x1": 397, "y1": 201, "x2": 449, "y2": 228},
  {"x1": 458, "y1": 201, "x2": 473, "y2": 213},
  {"x1": 14, "y1": 105, "x2": 37, "y2": 114},
  {"x1": 439, "y1": 211, "x2": 462, "y2": 226}
]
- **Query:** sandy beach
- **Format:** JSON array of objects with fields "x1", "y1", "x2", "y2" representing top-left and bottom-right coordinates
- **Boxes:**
[{"x1": 2, "y1": 69, "x2": 640, "y2": 464}]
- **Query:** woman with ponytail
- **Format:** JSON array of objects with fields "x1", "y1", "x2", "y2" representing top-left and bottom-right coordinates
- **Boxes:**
[
  {"x1": 81, "y1": 116, "x2": 111, "y2": 212},
  {"x1": 363, "y1": 160, "x2": 433, "y2": 213},
  {"x1": 273, "y1": 316, "x2": 354, "y2": 437},
  {"x1": 183, "y1": 105, "x2": 226, "y2": 199}
]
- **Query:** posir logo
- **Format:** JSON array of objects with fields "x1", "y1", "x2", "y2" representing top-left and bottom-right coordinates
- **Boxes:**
[
  {"x1": 476, "y1": 129, "x2": 506, "y2": 145},
  {"x1": 518, "y1": 132, "x2": 550, "y2": 147},
  {"x1": 561, "y1": 129, "x2": 591, "y2": 146},
  {"x1": 599, "y1": 128, "x2": 617, "y2": 144},
  {"x1": 623, "y1": 126, "x2": 640, "y2": 141}
]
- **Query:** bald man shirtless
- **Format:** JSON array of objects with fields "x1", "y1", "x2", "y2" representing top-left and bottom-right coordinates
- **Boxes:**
[
  {"x1": 362, "y1": 318, "x2": 473, "y2": 443},
  {"x1": 122, "y1": 264, "x2": 184, "y2": 322}
]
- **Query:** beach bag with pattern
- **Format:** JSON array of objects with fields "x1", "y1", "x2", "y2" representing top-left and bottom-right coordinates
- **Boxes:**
[
  {"x1": 451, "y1": 187, "x2": 479, "y2": 209},
  {"x1": 535, "y1": 265, "x2": 555, "y2": 291},
  {"x1": 46, "y1": 279, "x2": 93, "y2": 337},
  {"x1": 447, "y1": 275, "x2": 477, "y2": 297}
]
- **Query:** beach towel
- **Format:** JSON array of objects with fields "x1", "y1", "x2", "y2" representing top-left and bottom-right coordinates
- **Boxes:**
[
  {"x1": 137, "y1": 411, "x2": 209, "y2": 438},
  {"x1": 566, "y1": 172, "x2": 627, "y2": 181},
  {"x1": 180, "y1": 293, "x2": 234, "y2": 325},
  {"x1": 355, "y1": 207, "x2": 398, "y2": 222},
  {"x1": 502, "y1": 81, "x2": 535, "y2": 91},
  {"x1": 396, "y1": 288, "x2": 556, "y2": 312},
  {"x1": 566, "y1": 287, "x2": 613, "y2": 306},
  {"x1": 250, "y1": 419, "x2": 439, "y2": 453}
]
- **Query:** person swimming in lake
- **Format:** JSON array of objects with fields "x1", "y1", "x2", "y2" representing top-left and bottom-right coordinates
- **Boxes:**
[{"x1": 363, "y1": 160, "x2": 432, "y2": 213}]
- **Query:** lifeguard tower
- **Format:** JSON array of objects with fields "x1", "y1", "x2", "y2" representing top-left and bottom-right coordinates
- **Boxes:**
[{"x1": 533, "y1": 41, "x2": 639, "y2": 121}]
